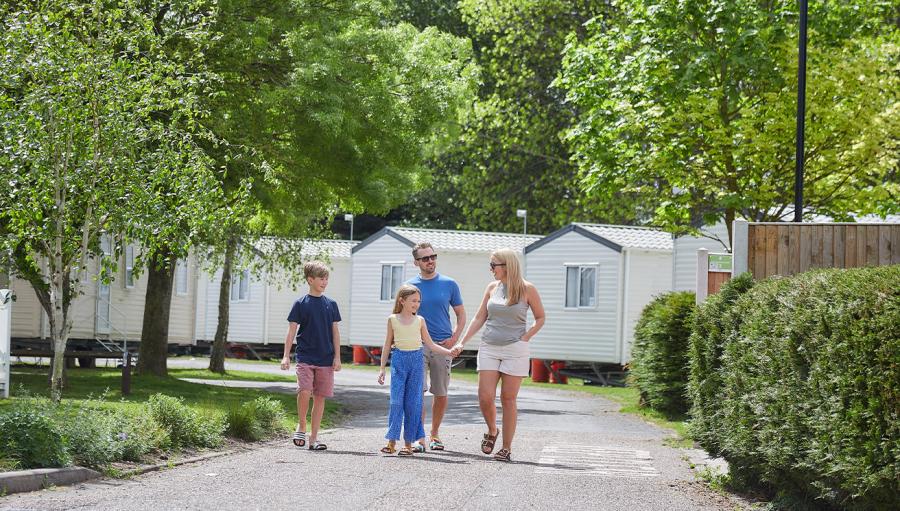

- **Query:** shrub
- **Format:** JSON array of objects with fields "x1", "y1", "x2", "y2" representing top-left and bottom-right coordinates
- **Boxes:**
[
  {"x1": 629, "y1": 291, "x2": 696, "y2": 415},
  {"x1": 0, "y1": 409, "x2": 70, "y2": 469},
  {"x1": 698, "y1": 266, "x2": 900, "y2": 509},
  {"x1": 115, "y1": 410, "x2": 168, "y2": 462},
  {"x1": 687, "y1": 272, "x2": 755, "y2": 455},
  {"x1": 63, "y1": 405, "x2": 125, "y2": 468},
  {"x1": 147, "y1": 394, "x2": 225, "y2": 449},
  {"x1": 226, "y1": 397, "x2": 286, "y2": 441}
]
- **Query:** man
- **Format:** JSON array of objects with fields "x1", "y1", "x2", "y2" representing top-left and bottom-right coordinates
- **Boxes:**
[{"x1": 406, "y1": 241, "x2": 465, "y2": 451}]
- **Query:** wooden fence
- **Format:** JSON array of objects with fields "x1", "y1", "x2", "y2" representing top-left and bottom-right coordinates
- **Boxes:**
[{"x1": 732, "y1": 221, "x2": 900, "y2": 280}]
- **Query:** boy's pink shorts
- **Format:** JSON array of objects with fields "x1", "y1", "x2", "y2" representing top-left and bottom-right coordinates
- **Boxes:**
[{"x1": 295, "y1": 362, "x2": 335, "y2": 397}]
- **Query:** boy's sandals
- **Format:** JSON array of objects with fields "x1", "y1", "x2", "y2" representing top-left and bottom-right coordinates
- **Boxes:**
[
  {"x1": 429, "y1": 437, "x2": 445, "y2": 451},
  {"x1": 380, "y1": 443, "x2": 397, "y2": 455},
  {"x1": 481, "y1": 432, "x2": 498, "y2": 454},
  {"x1": 397, "y1": 446, "x2": 415, "y2": 456},
  {"x1": 412, "y1": 444, "x2": 426, "y2": 454},
  {"x1": 292, "y1": 431, "x2": 306, "y2": 447},
  {"x1": 493, "y1": 448, "x2": 511, "y2": 462},
  {"x1": 308, "y1": 440, "x2": 327, "y2": 451}
]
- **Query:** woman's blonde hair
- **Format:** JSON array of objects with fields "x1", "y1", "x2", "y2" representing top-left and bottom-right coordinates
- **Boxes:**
[
  {"x1": 392, "y1": 284, "x2": 421, "y2": 314},
  {"x1": 492, "y1": 248, "x2": 525, "y2": 305}
]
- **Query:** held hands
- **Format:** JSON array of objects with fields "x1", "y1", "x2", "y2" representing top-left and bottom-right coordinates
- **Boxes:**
[
  {"x1": 450, "y1": 343, "x2": 464, "y2": 357},
  {"x1": 377, "y1": 368, "x2": 385, "y2": 385},
  {"x1": 280, "y1": 356, "x2": 291, "y2": 370}
]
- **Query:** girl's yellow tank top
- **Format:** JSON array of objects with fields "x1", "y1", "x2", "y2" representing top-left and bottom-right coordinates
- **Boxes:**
[{"x1": 390, "y1": 314, "x2": 423, "y2": 351}]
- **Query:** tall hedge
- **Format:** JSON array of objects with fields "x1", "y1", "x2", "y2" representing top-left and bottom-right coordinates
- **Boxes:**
[
  {"x1": 693, "y1": 266, "x2": 899, "y2": 509},
  {"x1": 687, "y1": 272, "x2": 756, "y2": 455},
  {"x1": 629, "y1": 291, "x2": 696, "y2": 415}
]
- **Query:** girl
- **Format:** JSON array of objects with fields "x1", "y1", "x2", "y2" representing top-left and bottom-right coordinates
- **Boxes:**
[
  {"x1": 378, "y1": 284, "x2": 454, "y2": 456},
  {"x1": 451, "y1": 248, "x2": 545, "y2": 462}
]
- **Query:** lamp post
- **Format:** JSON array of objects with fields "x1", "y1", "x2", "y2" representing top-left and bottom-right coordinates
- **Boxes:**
[
  {"x1": 516, "y1": 209, "x2": 527, "y2": 236},
  {"x1": 793, "y1": 0, "x2": 808, "y2": 223},
  {"x1": 344, "y1": 213, "x2": 354, "y2": 241}
]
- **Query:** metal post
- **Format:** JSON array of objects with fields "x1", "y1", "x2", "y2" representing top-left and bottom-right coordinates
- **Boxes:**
[
  {"x1": 793, "y1": 0, "x2": 808, "y2": 222},
  {"x1": 696, "y1": 249, "x2": 709, "y2": 305},
  {"x1": 344, "y1": 213, "x2": 354, "y2": 241},
  {"x1": 0, "y1": 289, "x2": 12, "y2": 399}
]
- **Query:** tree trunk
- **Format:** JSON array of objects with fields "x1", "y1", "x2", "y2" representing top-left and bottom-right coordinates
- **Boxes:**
[
  {"x1": 209, "y1": 237, "x2": 235, "y2": 373},
  {"x1": 138, "y1": 247, "x2": 176, "y2": 376},
  {"x1": 48, "y1": 266, "x2": 68, "y2": 403}
]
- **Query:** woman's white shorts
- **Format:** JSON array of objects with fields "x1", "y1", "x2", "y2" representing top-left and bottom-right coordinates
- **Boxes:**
[{"x1": 476, "y1": 340, "x2": 530, "y2": 377}]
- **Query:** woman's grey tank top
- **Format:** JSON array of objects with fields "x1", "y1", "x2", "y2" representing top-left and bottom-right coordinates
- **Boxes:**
[{"x1": 482, "y1": 283, "x2": 528, "y2": 346}]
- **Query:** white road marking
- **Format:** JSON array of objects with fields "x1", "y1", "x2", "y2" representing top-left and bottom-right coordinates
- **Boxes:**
[{"x1": 536, "y1": 444, "x2": 659, "y2": 478}]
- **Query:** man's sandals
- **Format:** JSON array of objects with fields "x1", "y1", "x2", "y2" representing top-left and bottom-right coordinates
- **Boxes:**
[
  {"x1": 292, "y1": 431, "x2": 306, "y2": 447},
  {"x1": 481, "y1": 432, "x2": 498, "y2": 454}
]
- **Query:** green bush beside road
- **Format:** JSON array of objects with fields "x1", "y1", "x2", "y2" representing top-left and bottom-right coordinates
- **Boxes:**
[
  {"x1": 690, "y1": 267, "x2": 899, "y2": 509},
  {"x1": 629, "y1": 291, "x2": 696, "y2": 416}
]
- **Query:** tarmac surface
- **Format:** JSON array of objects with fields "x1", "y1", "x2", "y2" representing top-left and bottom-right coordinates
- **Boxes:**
[{"x1": 0, "y1": 360, "x2": 748, "y2": 510}]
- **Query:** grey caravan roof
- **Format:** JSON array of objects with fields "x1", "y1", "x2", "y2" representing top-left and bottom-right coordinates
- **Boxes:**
[
  {"x1": 525, "y1": 223, "x2": 673, "y2": 254},
  {"x1": 253, "y1": 238, "x2": 358, "y2": 259},
  {"x1": 352, "y1": 227, "x2": 542, "y2": 254}
]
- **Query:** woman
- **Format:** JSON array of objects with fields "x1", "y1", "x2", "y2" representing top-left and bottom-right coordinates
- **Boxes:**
[{"x1": 451, "y1": 248, "x2": 545, "y2": 462}]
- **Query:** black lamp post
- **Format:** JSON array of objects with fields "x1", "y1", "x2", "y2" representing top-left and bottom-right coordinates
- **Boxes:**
[{"x1": 793, "y1": 0, "x2": 808, "y2": 222}]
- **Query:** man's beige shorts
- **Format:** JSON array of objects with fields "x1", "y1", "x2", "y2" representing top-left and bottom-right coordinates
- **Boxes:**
[{"x1": 423, "y1": 341, "x2": 453, "y2": 396}]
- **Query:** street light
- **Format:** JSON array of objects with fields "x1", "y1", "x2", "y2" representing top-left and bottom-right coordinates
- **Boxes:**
[
  {"x1": 516, "y1": 209, "x2": 527, "y2": 236},
  {"x1": 793, "y1": 0, "x2": 808, "y2": 223},
  {"x1": 344, "y1": 213, "x2": 354, "y2": 241}
]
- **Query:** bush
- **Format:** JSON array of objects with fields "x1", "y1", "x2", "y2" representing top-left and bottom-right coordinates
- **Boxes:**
[
  {"x1": 687, "y1": 272, "x2": 755, "y2": 455},
  {"x1": 694, "y1": 266, "x2": 900, "y2": 509},
  {"x1": 0, "y1": 409, "x2": 70, "y2": 469},
  {"x1": 115, "y1": 410, "x2": 168, "y2": 462},
  {"x1": 226, "y1": 397, "x2": 286, "y2": 441},
  {"x1": 147, "y1": 394, "x2": 225, "y2": 449},
  {"x1": 629, "y1": 291, "x2": 696, "y2": 415},
  {"x1": 63, "y1": 404, "x2": 125, "y2": 468}
]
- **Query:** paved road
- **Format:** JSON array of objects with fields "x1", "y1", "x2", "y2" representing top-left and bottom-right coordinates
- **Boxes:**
[{"x1": 1, "y1": 360, "x2": 746, "y2": 510}]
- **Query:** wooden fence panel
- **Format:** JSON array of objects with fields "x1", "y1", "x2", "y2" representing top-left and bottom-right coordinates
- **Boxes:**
[
  {"x1": 707, "y1": 271, "x2": 731, "y2": 296},
  {"x1": 740, "y1": 222, "x2": 899, "y2": 280}
]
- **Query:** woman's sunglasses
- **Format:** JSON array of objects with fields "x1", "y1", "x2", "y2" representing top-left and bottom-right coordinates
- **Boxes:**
[{"x1": 489, "y1": 262, "x2": 507, "y2": 270}]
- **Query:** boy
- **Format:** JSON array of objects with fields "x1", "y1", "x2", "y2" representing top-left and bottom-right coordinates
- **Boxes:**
[{"x1": 281, "y1": 260, "x2": 342, "y2": 451}]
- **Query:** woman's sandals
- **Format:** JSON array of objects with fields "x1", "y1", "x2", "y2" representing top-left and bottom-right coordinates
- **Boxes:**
[
  {"x1": 481, "y1": 432, "x2": 498, "y2": 454},
  {"x1": 292, "y1": 431, "x2": 306, "y2": 447},
  {"x1": 493, "y1": 448, "x2": 511, "y2": 462}
]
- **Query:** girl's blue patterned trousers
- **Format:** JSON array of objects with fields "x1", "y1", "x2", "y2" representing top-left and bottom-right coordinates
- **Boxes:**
[{"x1": 386, "y1": 348, "x2": 425, "y2": 443}]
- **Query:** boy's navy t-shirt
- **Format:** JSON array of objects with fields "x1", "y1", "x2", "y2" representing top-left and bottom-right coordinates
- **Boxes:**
[
  {"x1": 406, "y1": 273, "x2": 462, "y2": 341},
  {"x1": 287, "y1": 294, "x2": 341, "y2": 367}
]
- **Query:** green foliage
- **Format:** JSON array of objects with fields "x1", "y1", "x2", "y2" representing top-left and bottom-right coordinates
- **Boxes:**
[
  {"x1": 558, "y1": 0, "x2": 899, "y2": 233},
  {"x1": 115, "y1": 410, "x2": 168, "y2": 463},
  {"x1": 147, "y1": 394, "x2": 225, "y2": 449},
  {"x1": 692, "y1": 267, "x2": 900, "y2": 509},
  {"x1": 0, "y1": 409, "x2": 70, "y2": 469},
  {"x1": 226, "y1": 397, "x2": 286, "y2": 442},
  {"x1": 687, "y1": 272, "x2": 756, "y2": 455},
  {"x1": 629, "y1": 291, "x2": 696, "y2": 416}
]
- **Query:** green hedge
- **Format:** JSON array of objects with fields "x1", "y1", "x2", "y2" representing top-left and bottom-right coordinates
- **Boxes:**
[
  {"x1": 629, "y1": 291, "x2": 696, "y2": 415},
  {"x1": 690, "y1": 266, "x2": 899, "y2": 509},
  {"x1": 687, "y1": 272, "x2": 756, "y2": 454}
]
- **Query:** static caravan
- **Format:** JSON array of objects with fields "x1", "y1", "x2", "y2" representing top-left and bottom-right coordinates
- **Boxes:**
[
  {"x1": 194, "y1": 239, "x2": 356, "y2": 346},
  {"x1": 8, "y1": 241, "x2": 201, "y2": 348},
  {"x1": 524, "y1": 223, "x2": 673, "y2": 366},
  {"x1": 671, "y1": 222, "x2": 731, "y2": 292},
  {"x1": 348, "y1": 227, "x2": 541, "y2": 348}
]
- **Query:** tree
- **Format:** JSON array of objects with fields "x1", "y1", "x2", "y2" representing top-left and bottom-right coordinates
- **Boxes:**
[
  {"x1": 557, "y1": 0, "x2": 899, "y2": 240},
  {"x1": 200, "y1": 0, "x2": 478, "y2": 372},
  {"x1": 0, "y1": 1, "x2": 221, "y2": 399}
]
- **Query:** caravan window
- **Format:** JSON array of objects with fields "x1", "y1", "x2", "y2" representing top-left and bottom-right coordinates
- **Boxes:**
[
  {"x1": 231, "y1": 269, "x2": 250, "y2": 302},
  {"x1": 175, "y1": 259, "x2": 188, "y2": 295},
  {"x1": 380, "y1": 264, "x2": 404, "y2": 301},
  {"x1": 565, "y1": 265, "x2": 597, "y2": 308},
  {"x1": 124, "y1": 245, "x2": 135, "y2": 288}
]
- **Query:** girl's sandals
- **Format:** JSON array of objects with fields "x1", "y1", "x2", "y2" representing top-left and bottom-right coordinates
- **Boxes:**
[
  {"x1": 292, "y1": 431, "x2": 306, "y2": 447},
  {"x1": 412, "y1": 444, "x2": 426, "y2": 454},
  {"x1": 308, "y1": 440, "x2": 327, "y2": 451},
  {"x1": 481, "y1": 432, "x2": 498, "y2": 454},
  {"x1": 493, "y1": 448, "x2": 511, "y2": 462},
  {"x1": 397, "y1": 446, "x2": 415, "y2": 456},
  {"x1": 380, "y1": 443, "x2": 397, "y2": 455},
  {"x1": 429, "y1": 437, "x2": 445, "y2": 451}
]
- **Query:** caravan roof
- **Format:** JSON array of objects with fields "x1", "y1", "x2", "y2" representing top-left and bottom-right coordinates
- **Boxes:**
[
  {"x1": 352, "y1": 227, "x2": 541, "y2": 254},
  {"x1": 525, "y1": 223, "x2": 673, "y2": 253}
]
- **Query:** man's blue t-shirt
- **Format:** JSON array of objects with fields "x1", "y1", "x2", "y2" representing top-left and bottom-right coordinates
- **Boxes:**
[
  {"x1": 287, "y1": 294, "x2": 341, "y2": 367},
  {"x1": 406, "y1": 273, "x2": 462, "y2": 341}
]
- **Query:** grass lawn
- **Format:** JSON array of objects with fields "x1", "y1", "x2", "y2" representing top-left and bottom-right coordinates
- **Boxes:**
[
  {"x1": 2, "y1": 365, "x2": 337, "y2": 430},
  {"x1": 349, "y1": 362, "x2": 690, "y2": 445}
]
